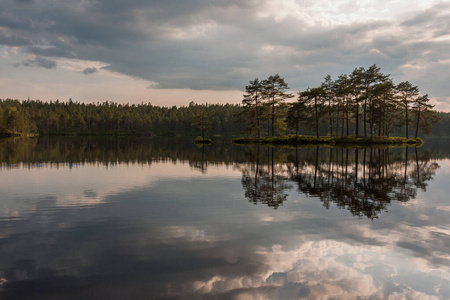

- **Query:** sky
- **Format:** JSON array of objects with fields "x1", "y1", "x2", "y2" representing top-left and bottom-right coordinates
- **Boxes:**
[{"x1": 0, "y1": 0, "x2": 449, "y2": 110}]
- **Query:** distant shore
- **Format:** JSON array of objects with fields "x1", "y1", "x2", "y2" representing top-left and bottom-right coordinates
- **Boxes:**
[{"x1": 0, "y1": 131, "x2": 39, "y2": 138}]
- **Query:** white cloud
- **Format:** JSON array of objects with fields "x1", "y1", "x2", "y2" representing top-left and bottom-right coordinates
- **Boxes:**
[{"x1": 0, "y1": 0, "x2": 449, "y2": 110}]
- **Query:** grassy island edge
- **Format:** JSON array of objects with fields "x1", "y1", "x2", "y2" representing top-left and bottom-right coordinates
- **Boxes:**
[{"x1": 232, "y1": 135, "x2": 423, "y2": 146}]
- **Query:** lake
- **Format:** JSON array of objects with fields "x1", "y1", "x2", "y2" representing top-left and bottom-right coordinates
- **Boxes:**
[{"x1": 0, "y1": 137, "x2": 449, "y2": 300}]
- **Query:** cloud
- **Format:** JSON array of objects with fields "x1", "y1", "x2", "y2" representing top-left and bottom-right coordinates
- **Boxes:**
[
  {"x1": 0, "y1": 31, "x2": 32, "y2": 47},
  {"x1": 16, "y1": 56, "x2": 57, "y2": 69},
  {"x1": 27, "y1": 45, "x2": 76, "y2": 58},
  {"x1": 0, "y1": 0, "x2": 449, "y2": 101},
  {"x1": 401, "y1": 2, "x2": 450, "y2": 29},
  {"x1": 82, "y1": 67, "x2": 97, "y2": 75}
]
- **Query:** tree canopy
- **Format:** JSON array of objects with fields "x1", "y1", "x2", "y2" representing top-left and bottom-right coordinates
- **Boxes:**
[
  {"x1": 0, "y1": 99, "x2": 243, "y2": 137},
  {"x1": 240, "y1": 65, "x2": 441, "y2": 139}
]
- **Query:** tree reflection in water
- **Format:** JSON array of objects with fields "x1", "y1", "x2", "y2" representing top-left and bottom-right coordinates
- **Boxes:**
[
  {"x1": 240, "y1": 145, "x2": 440, "y2": 218},
  {"x1": 241, "y1": 147, "x2": 292, "y2": 209},
  {"x1": 0, "y1": 137, "x2": 440, "y2": 219}
]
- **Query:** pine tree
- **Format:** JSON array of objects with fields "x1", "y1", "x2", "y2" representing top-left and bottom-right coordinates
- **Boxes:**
[
  {"x1": 396, "y1": 81, "x2": 419, "y2": 138},
  {"x1": 242, "y1": 78, "x2": 264, "y2": 138},
  {"x1": 192, "y1": 110, "x2": 212, "y2": 141},
  {"x1": 261, "y1": 74, "x2": 293, "y2": 137}
]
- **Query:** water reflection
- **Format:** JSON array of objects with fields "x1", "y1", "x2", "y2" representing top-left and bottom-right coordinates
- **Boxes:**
[
  {"x1": 241, "y1": 147, "x2": 291, "y2": 208},
  {"x1": 0, "y1": 137, "x2": 449, "y2": 299},
  {"x1": 0, "y1": 137, "x2": 247, "y2": 168},
  {"x1": 240, "y1": 145, "x2": 440, "y2": 219}
]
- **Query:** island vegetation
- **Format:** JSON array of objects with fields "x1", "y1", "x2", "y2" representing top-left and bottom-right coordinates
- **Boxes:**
[{"x1": 237, "y1": 65, "x2": 439, "y2": 146}]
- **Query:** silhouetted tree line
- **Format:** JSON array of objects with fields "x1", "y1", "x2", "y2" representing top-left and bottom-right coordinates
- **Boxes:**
[
  {"x1": 0, "y1": 99, "x2": 244, "y2": 137},
  {"x1": 241, "y1": 65, "x2": 442, "y2": 138}
]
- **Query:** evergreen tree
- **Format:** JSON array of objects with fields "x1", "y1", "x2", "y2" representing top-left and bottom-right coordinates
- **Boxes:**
[
  {"x1": 298, "y1": 87, "x2": 325, "y2": 138},
  {"x1": 321, "y1": 75, "x2": 333, "y2": 136},
  {"x1": 262, "y1": 74, "x2": 294, "y2": 137},
  {"x1": 192, "y1": 110, "x2": 212, "y2": 141},
  {"x1": 286, "y1": 99, "x2": 309, "y2": 137},
  {"x1": 412, "y1": 94, "x2": 439, "y2": 138},
  {"x1": 396, "y1": 81, "x2": 419, "y2": 139},
  {"x1": 242, "y1": 78, "x2": 264, "y2": 138}
]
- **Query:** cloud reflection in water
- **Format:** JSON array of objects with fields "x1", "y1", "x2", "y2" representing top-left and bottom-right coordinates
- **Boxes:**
[{"x1": 0, "y1": 139, "x2": 449, "y2": 299}]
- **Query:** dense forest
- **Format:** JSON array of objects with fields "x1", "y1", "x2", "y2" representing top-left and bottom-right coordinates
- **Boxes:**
[
  {"x1": 1, "y1": 64, "x2": 449, "y2": 138},
  {"x1": 0, "y1": 97, "x2": 449, "y2": 138},
  {"x1": 0, "y1": 99, "x2": 243, "y2": 137}
]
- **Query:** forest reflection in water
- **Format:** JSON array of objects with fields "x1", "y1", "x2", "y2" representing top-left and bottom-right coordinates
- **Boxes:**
[
  {"x1": 0, "y1": 136, "x2": 442, "y2": 220},
  {"x1": 0, "y1": 137, "x2": 449, "y2": 299},
  {"x1": 239, "y1": 145, "x2": 440, "y2": 219},
  {"x1": 0, "y1": 136, "x2": 247, "y2": 167}
]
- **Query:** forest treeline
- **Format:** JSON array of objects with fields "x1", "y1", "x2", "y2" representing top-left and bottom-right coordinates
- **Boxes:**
[
  {"x1": 1, "y1": 97, "x2": 449, "y2": 138},
  {"x1": 1, "y1": 64, "x2": 450, "y2": 138},
  {"x1": 241, "y1": 65, "x2": 444, "y2": 139},
  {"x1": 0, "y1": 99, "x2": 244, "y2": 137}
]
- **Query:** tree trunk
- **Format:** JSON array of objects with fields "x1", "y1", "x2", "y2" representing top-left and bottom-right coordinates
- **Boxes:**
[
  {"x1": 336, "y1": 103, "x2": 340, "y2": 137},
  {"x1": 415, "y1": 104, "x2": 421, "y2": 138},
  {"x1": 405, "y1": 102, "x2": 409, "y2": 138},
  {"x1": 255, "y1": 95, "x2": 260, "y2": 138},
  {"x1": 315, "y1": 96, "x2": 319, "y2": 138},
  {"x1": 363, "y1": 98, "x2": 367, "y2": 137},
  {"x1": 271, "y1": 97, "x2": 275, "y2": 137},
  {"x1": 355, "y1": 102, "x2": 359, "y2": 137},
  {"x1": 370, "y1": 101, "x2": 374, "y2": 138},
  {"x1": 329, "y1": 99, "x2": 333, "y2": 137},
  {"x1": 346, "y1": 99, "x2": 349, "y2": 136},
  {"x1": 378, "y1": 106, "x2": 383, "y2": 136}
]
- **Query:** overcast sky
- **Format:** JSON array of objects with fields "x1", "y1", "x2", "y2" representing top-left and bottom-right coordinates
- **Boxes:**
[{"x1": 1, "y1": 0, "x2": 449, "y2": 110}]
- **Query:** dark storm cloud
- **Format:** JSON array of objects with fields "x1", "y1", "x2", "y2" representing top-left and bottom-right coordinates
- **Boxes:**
[
  {"x1": 27, "y1": 45, "x2": 76, "y2": 58},
  {"x1": 0, "y1": 31, "x2": 32, "y2": 47},
  {"x1": 82, "y1": 67, "x2": 98, "y2": 75},
  {"x1": 16, "y1": 56, "x2": 57, "y2": 69},
  {"x1": 0, "y1": 0, "x2": 449, "y2": 94}
]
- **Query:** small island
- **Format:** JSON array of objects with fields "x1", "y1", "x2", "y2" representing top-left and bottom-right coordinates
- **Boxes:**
[
  {"x1": 236, "y1": 66, "x2": 439, "y2": 147},
  {"x1": 194, "y1": 136, "x2": 212, "y2": 144}
]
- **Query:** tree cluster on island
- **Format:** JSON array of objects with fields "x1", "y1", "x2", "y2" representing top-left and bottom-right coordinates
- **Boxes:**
[{"x1": 240, "y1": 65, "x2": 440, "y2": 140}]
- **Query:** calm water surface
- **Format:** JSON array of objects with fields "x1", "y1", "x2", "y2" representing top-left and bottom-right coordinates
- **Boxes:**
[{"x1": 0, "y1": 137, "x2": 449, "y2": 300}]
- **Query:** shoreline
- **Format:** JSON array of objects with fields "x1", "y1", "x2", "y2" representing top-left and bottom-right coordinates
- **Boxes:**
[{"x1": 232, "y1": 135, "x2": 424, "y2": 146}]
